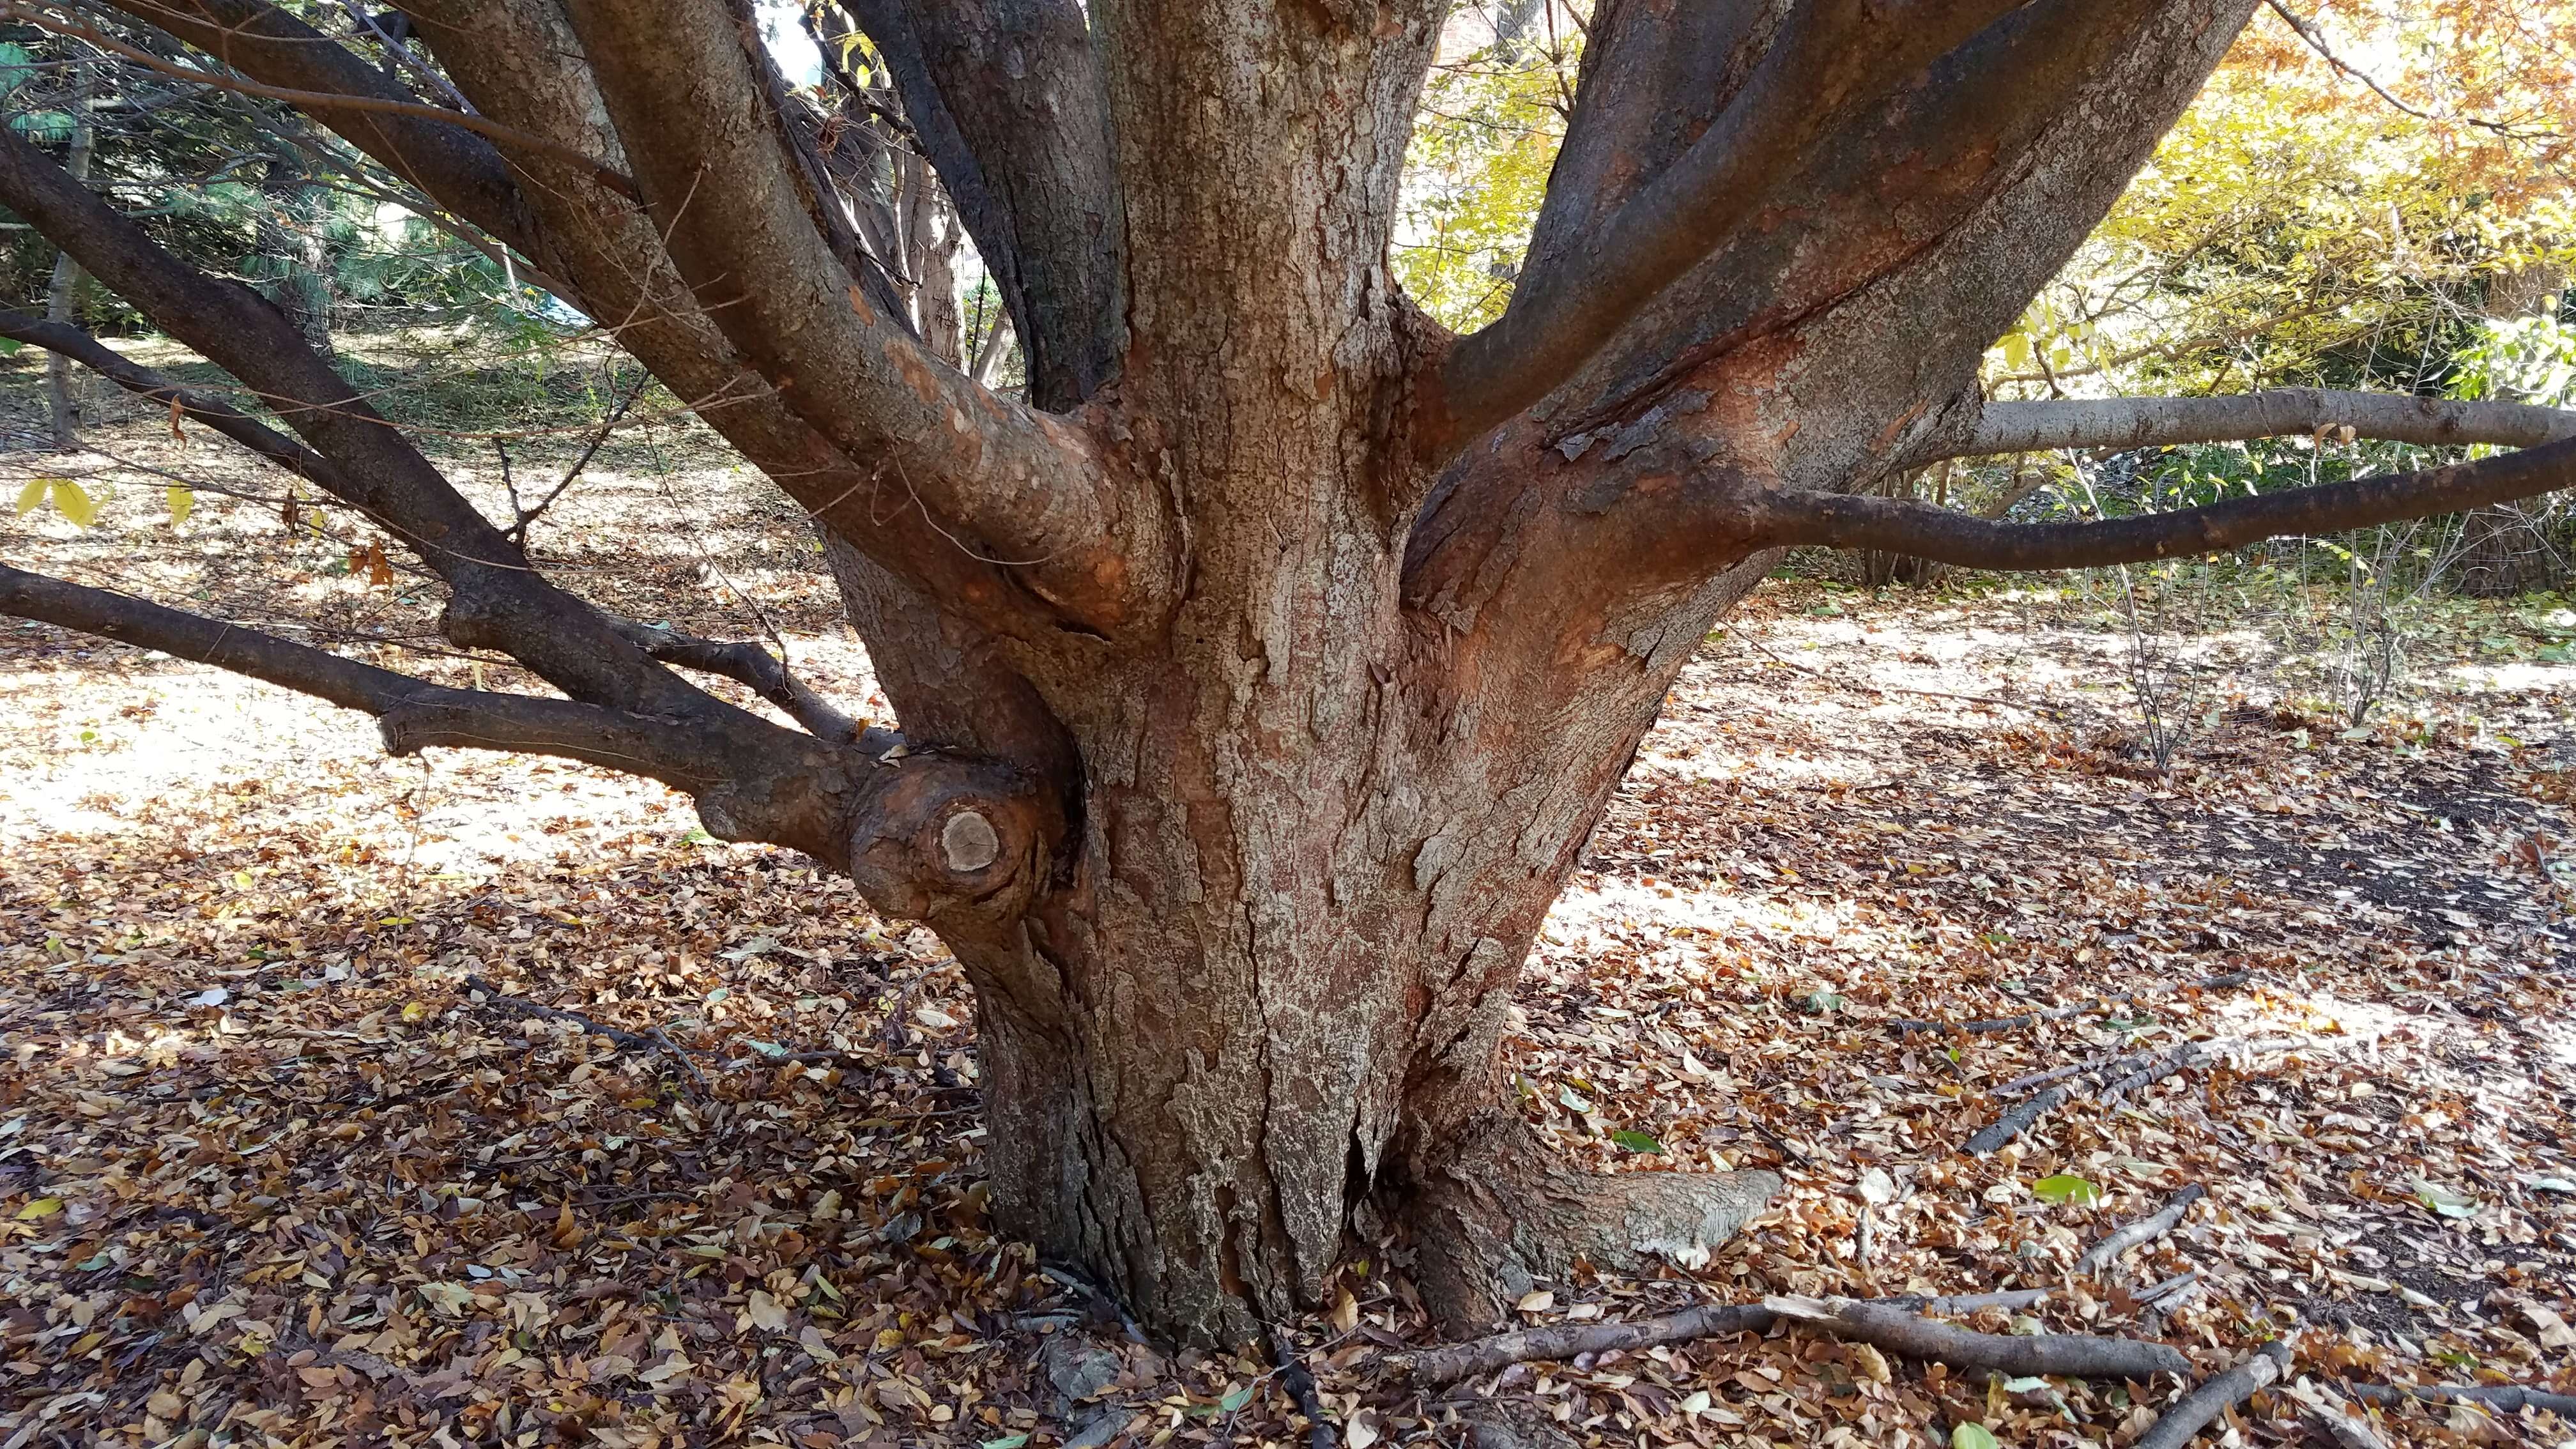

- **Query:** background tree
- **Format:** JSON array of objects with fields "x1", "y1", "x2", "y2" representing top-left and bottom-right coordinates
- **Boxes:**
[{"x1": 6, "y1": 0, "x2": 2576, "y2": 1348}]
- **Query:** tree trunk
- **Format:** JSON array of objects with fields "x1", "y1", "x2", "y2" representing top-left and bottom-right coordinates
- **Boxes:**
[
  {"x1": 254, "y1": 149, "x2": 335, "y2": 356},
  {"x1": 44, "y1": 63, "x2": 92, "y2": 450}
]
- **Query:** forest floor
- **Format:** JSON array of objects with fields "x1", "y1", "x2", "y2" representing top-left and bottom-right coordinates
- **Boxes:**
[{"x1": 4, "y1": 346, "x2": 2576, "y2": 1448}]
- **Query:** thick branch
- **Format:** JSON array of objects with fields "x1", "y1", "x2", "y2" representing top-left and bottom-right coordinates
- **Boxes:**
[
  {"x1": 1434, "y1": 0, "x2": 2027, "y2": 450},
  {"x1": 0, "y1": 565, "x2": 1057, "y2": 901},
  {"x1": 1737, "y1": 434, "x2": 2576, "y2": 571},
  {"x1": 1915, "y1": 390, "x2": 2576, "y2": 464},
  {"x1": 821, "y1": 0, "x2": 1124, "y2": 410},
  {"x1": 2341, "y1": 1383, "x2": 2576, "y2": 1417},
  {"x1": 0, "y1": 564, "x2": 729, "y2": 791},
  {"x1": 561, "y1": 0, "x2": 1152, "y2": 629}
]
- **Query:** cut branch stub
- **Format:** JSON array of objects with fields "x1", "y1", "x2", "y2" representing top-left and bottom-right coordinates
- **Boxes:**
[{"x1": 844, "y1": 753, "x2": 1061, "y2": 924}]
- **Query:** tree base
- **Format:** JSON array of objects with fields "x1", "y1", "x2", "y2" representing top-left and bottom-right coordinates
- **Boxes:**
[{"x1": 1407, "y1": 1114, "x2": 1781, "y2": 1331}]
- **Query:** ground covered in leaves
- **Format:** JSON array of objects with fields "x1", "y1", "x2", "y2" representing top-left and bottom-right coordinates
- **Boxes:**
[{"x1": 5, "y1": 375, "x2": 2576, "y2": 1448}]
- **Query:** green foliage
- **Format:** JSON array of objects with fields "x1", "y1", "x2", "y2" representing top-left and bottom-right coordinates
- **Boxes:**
[
  {"x1": 2451, "y1": 314, "x2": 2576, "y2": 407},
  {"x1": 1394, "y1": 34, "x2": 1574, "y2": 330}
]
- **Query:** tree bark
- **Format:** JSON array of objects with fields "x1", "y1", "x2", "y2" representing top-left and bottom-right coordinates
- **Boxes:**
[
  {"x1": 32, "y1": 0, "x2": 2563, "y2": 1357},
  {"x1": 44, "y1": 59, "x2": 93, "y2": 450}
]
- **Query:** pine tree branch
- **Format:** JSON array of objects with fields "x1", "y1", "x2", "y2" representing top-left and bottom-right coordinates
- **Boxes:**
[{"x1": 1737, "y1": 434, "x2": 2576, "y2": 572}]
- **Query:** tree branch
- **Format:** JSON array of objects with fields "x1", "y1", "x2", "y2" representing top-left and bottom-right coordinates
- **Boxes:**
[
  {"x1": 0, "y1": 307, "x2": 340, "y2": 487},
  {"x1": 0, "y1": 563, "x2": 729, "y2": 790},
  {"x1": 1736, "y1": 434, "x2": 2576, "y2": 572},
  {"x1": 0, "y1": 123, "x2": 698, "y2": 716},
  {"x1": 0, "y1": 564, "x2": 1058, "y2": 907},
  {"x1": 598, "y1": 614, "x2": 868, "y2": 746},
  {"x1": 560, "y1": 0, "x2": 1158, "y2": 630},
  {"x1": 31, "y1": 1, "x2": 638, "y2": 200},
  {"x1": 1913, "y1": 390, "x2": 2576, "y2": 464},
  {"x1": 818, "y1": 0, "x2": 1125, "y2": 410},
  {"x1": 1432, "y1": 0, "x2": 2029, "y2": 451}
]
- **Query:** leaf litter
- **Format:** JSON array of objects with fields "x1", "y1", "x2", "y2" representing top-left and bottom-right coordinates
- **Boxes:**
[{"x1": 4, "y1": 410, "x2": 2576, "y2": 1446}]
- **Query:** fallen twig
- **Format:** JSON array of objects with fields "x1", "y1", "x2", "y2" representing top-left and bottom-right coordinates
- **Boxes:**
[
  {"x1": 1889, "y1": 971, "x2": 2251, "y2": 1036},
  {"x1": 1966, "y1": 1085, "x2": 2069, "y2": 1154},
  {"x1": 2076, "y1": 1184, "x2": 2204, "y2": 1275},
  {"x1": 1402, "y1": 1290, "x2": 2063, "y2": 1388},
  {"x1": 1266, "y1": 1329, "x2": 1340, "y2": 1449},
  {"x1": 2135, "y1": 1341, "x2": 2290, "y2": 1449},
  {"x1": 463, "y1": 975, "x2": 709, "y2": 1093},
  {"x1": 1405, "y1": 1303, "x2": 1771, "y2": 1389},
  {"x1": 1762, "y1": 1296, "x2": 2191, "y2": 1381},
  {"x1": 2340, "y1": 1382, "x2": 2576, "y2": 1417}
]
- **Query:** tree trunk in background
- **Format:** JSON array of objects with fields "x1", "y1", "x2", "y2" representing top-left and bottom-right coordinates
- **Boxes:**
[
  {"x1": 2458, "y1": 263, "x2": 2569, "y2": 596},
  {"x1": 899, "y1": 153, "x2": 963, "y2": 365},
  {"x1": 44, "y1": 62, "x2": 92, "y2": 450},
  {"x1": 254, "y1": 149, "x2": 336, "y2": 357}
]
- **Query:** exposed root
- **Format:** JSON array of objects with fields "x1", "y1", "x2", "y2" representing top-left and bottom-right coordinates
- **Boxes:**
[{"x1": 1407, "y1": 1116, "x2": 1780, "y2": 1331}]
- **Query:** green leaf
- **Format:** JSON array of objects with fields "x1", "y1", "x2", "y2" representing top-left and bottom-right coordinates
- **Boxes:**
[
  {"x1": 2032, "y1": 1174, "x2": 2101, "y2": 1206},
  {"x1": 980, "y1": 1438, "x2": 1030, "y2": 1449},
  {"x1": 15, "y1": 478, "x2": 46, "y2": 516},
  {"x1": 167, "y1": 486, "x2": 194, "y2": 527},
  {"x1": 1952, "y1": 1423, "x2": 2001, "y2": 1449},
  {"x1": 1556, "y1": 1085, "x2": 1593, "y2": 1113},
  {"x1": 1218, "y1": 1384, "x2": 1254, "y2": 1413},
  {"x1": 2412, "y1": 1180, "x2": 2478, "y2": 1219},
  {"x1": 1609, "y1": 1130, "x2": 1664, "y2": 1154}
]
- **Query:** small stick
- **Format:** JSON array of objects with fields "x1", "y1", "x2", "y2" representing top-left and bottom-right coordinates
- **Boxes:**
[
  {"x1": 2135, "y1": 1341, "x2": 2290, "y2": 1449},
  {"x1": 1763, "y1": 1296, "x2": 2191, "y2": 1381},
  {"x1": 463, "y1": 975, "x2": 708, "y2": 1093},
  {"x1": 2076, "y1": 1184, "x2": 2205, "y2": 1275},
  {"x1": 1966, "y1": 1085, "x2": 2069, "y2": 1154},
  {"x1": 2340, "y1": 1383, "x2": 2576, "y2": 1417},
  {"x1": 1889, "y1": 971, "x2": 2253, "y2": 1036},
  {"x1": 1265, "y1": 1329, "x2": 1340, "y2": 1449},
  {"x1": 1402, "y1": 1290, "x2": 2054, "y2": 1389},
  {"x1": 2131, "y1": 1270, "x2": 2200, "y2": 1310}
]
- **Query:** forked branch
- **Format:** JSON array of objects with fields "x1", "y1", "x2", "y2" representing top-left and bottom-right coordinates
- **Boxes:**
[
  {"x1": 1434, "y1": 0, "x2": 2028, "y2": 450},
  {"x1": 1738, "y1": 434, "x2": 2576, "y2": 572},
  {"x1": 562, "y1": 0, "x2": 1156, "y2": 629},
  {"x1": 0, "y1": 564, "x2": 735, "y2": 791}
]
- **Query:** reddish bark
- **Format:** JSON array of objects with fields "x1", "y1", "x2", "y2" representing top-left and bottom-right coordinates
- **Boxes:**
[{"x1": 10, "y1": 0, "x2": 2573, "y2": 1349}]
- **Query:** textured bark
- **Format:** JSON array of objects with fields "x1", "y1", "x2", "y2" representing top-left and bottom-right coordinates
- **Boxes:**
[
  {"x1": 43, "y1": 59, "x2": 91, "y2": 449},
  {"x1": 29, "y1": 0, "x2": 2557, "y2": 1354}
]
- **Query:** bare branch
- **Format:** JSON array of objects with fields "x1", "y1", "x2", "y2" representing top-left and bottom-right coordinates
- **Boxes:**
[
  {"x1": 1736, "y1": 434, "x2": 2576, "y2": 572},
  {"x1": 0, "y1": 307, "x2": 340, "y2": 487},
  {"x1": 0, "y1": 563, "x2": 726, "y2": 790},
  {"x1": 27, "y1": 1, "x2": 639, "y2": 200},
  {"x1": 1913, "y1": 390, "x2": 2576, "y2": 464},
  {"x1": 0, "y1": 125, "x2": 700, "y2": 716},
  {"x1": 599, "y1": 615, "x2": 868, "y2": 746},
  {"x1": 1433, "y1": 0, "x2": 2028, "y2": 450}
]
